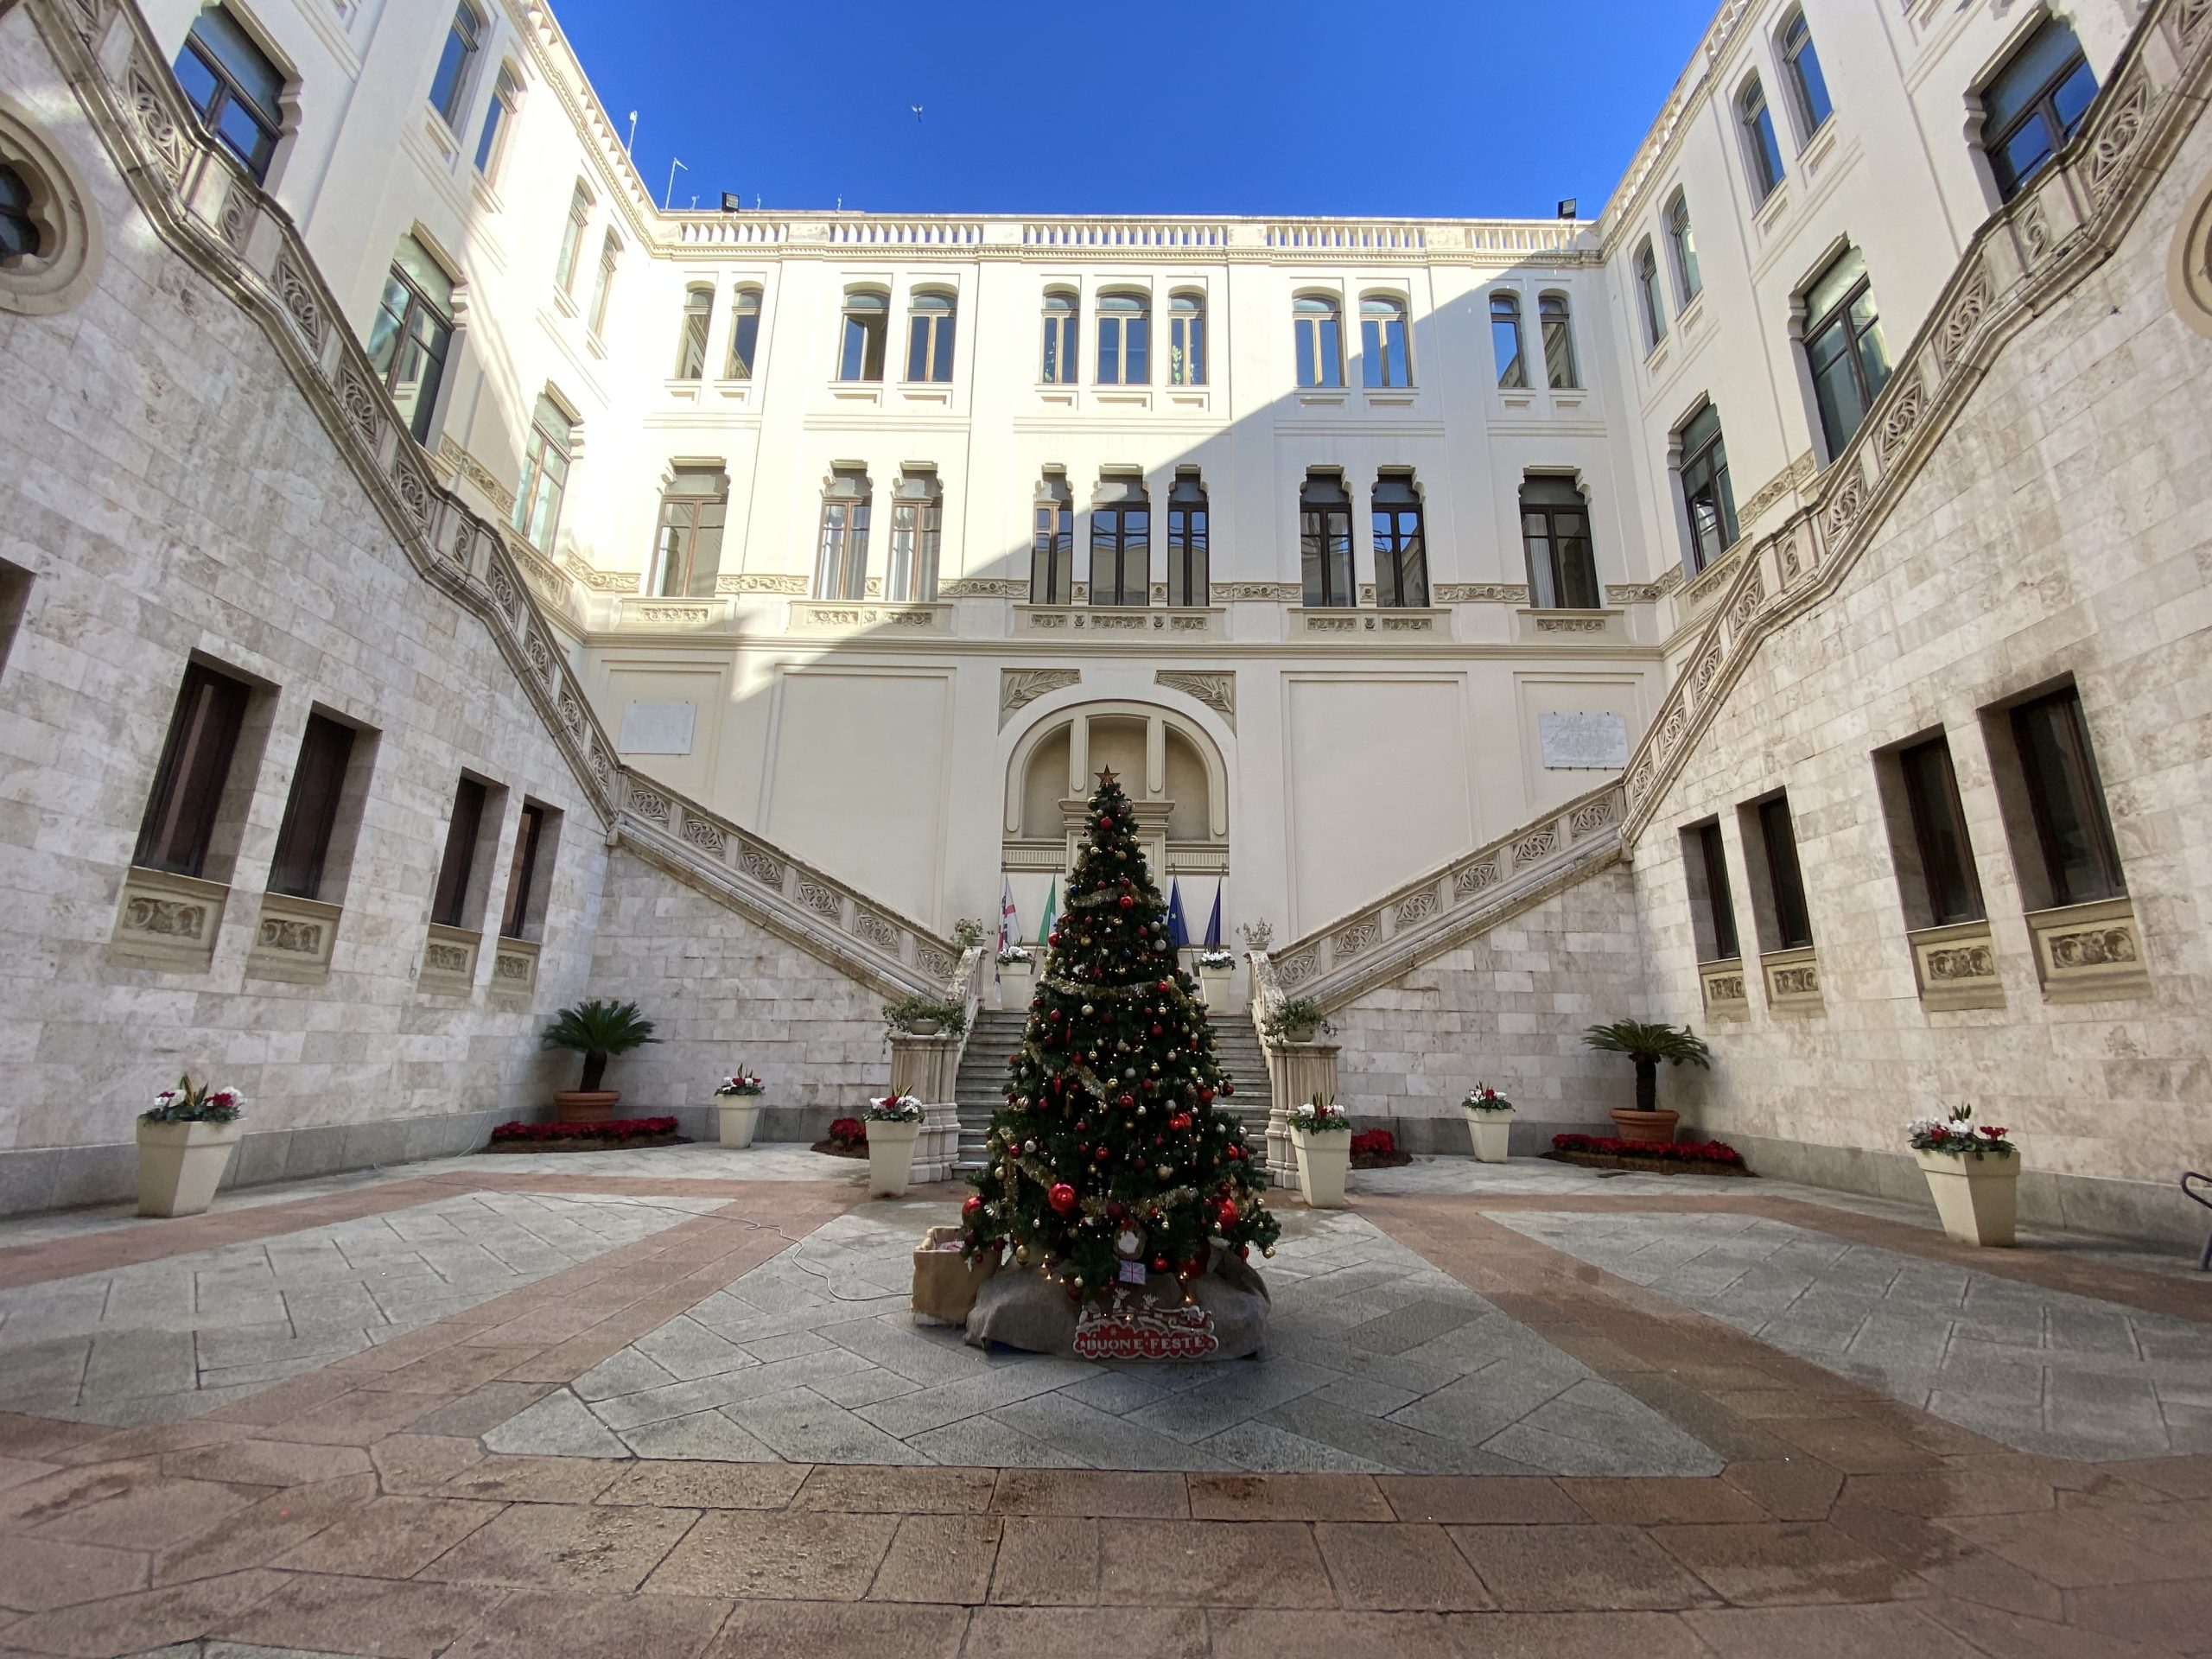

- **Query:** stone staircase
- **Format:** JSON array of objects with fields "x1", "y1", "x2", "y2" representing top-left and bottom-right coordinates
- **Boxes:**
[{"x1": 952, "y1": 1005, "x2": 1276, "y2": 1173}]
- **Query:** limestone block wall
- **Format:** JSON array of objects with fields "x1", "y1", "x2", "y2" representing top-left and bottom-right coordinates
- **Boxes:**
[
  {"x1": 1325, "y1": 862, "x2": 1649, "y2": 1152},
  {"x1": 1627, "y1": 111, "x2": 2212, "y2": 1247},
  {"x1": 584, "y1": 850, "x2": 893, "y2": 1141}
]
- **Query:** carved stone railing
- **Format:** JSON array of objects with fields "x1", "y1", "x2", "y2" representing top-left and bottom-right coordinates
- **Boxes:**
[
  {"x1": 1253, "y1": 780, "x2": 1627, "y2": 1015},
  {"x1": 1618, "y1": 0, "x2": 2212, "y2": 846},
  {"x1": 36, "y1": 0, "x2": 951, "y2": 1001}
]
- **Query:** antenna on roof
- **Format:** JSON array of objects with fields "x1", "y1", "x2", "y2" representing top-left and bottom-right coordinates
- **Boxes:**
[{"x1": 625, "y1": 111, "x2": 637, "y2": 155}]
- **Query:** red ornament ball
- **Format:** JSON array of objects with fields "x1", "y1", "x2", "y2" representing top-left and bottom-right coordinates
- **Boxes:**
[
  {"x1": 1151, "y1": 1255, "x2": 1170, "y2": 1273},
  {"x1": 1159, "y1": 979, "x2": 1173, "y2": 991},
  {"x1": 1118, "y1": 1093, "x2": 1135, "y2": 1109},
  {"x1": 1198, "y1": 1087, "x2": 1215, "y2": 1104},
  {"x1": 1095, "y1": 1147, "x2": 1109, "y2": 1161},
  {"x1": 1047, "y1": 1182, "x2": 1077, "y2": 1215},
  {"x1": 1217, "y1": 1199, "x2": 1240, "y2": 1229},
  {"x1": 1118, "y1": 895, "x2": 1135, "y2": 910},
  {"x1": 962, "y1": 1195, "x2": 983, "y2": 1217},
  {"x1": 1048, "y1": 931, "x2": 1061, "y2": 945},
  {"x1": 1098, "y1": 815, "x2": 1114, "y2": 828},
  {"x1": 1222, "y1": 1080, "x2": 1235, "y2": 1096},
  {"x1": 1169, "y1": 1112, "x2": 1192, "y2": 1132},
  {"x1": 1179, "y1": 1257, "x2": 1204, "y2": 1278}
]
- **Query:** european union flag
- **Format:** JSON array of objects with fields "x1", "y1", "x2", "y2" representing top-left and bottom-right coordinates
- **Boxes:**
[{"x1": 1166, "y1": 880, "x2": 1191, "y2": 949}]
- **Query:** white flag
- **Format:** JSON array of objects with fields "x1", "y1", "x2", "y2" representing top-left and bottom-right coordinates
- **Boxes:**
[{"x1": 999, "y1": 876, "x2": 1020, "y2": 953}]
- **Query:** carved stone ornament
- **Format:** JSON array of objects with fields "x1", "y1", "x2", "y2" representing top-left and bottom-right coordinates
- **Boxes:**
[
  {"x1": 1453, "y1": 859, "x2": 1501, "y2": 898},
  {"x1": 2084, "y1": 73, "x2": 2152, "y2": 208},
  {"x1": 1936, "y1": 265, "x2": 1994, "y2": 372},
  {"x1": 1001, "y1": 668, "x2": 1079, "y2": 715},
  {"x1": 1154, "y1": 671, "x2": 1235, "y2": 726},
  {"x1": 1332, "y1": 918, "x2": 1382, "y2": 959},
  {"x1": 682, "y1": 816, "x2": 726, "y2": 855}
]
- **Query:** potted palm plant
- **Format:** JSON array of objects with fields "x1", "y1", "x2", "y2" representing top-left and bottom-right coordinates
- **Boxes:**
[
  {"x1": 1909, "y1": 1106, "x2": 2020, "y2": 1246},
  {"x1": 539, "y1": 999, "x2": 658, "y2": 1122},
  {"x1": 1583, "y1": 1020, "x2": 1711, "y2": 1142},
  {"x1": 1460, "y1": 1084, "x2": 1516, "y2": 1164},
  {"x1": 714, "y1": 1070, "x2": 765, "y2": 1147},
  {"x1": 862, "y1": 1092, "x2": 925, "y2": 1197},
  {"x1": 137, "y1": 1076, "x2": 245, "y2": 1217},
  {"x1": 1287, "y1": 1096, "x2": 1354, "y2": 1208}
]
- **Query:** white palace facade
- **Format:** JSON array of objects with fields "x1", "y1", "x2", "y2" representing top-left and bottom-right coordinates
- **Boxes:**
[{"x1": 2, "y1": 0, "x2": 2209, "y2": 1243}]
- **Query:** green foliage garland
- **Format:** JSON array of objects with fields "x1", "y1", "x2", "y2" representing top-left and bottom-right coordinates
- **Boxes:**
[{"x1": 961, "y1": 771, "x2": 1281, "y2": 1300}]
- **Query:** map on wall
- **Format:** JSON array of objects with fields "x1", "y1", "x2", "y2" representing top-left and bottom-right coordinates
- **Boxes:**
[
  {"x1": 620, "y1": 700, "x2": 697, "y2": 756},
  {"x1": 1539, "y1": 711, "x2": 1629, "y2": 771}
]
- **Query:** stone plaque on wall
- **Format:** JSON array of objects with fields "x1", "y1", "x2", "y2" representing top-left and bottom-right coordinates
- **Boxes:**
[
  {"x1": 620, "y1": 700, "x2": 697, "y2": 755},
  {"x1": 1539, "y1": 712, "x2": 1628, "y2": 770}
]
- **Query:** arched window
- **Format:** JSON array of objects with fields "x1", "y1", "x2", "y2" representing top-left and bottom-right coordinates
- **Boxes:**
[
  {"x1": 673, "y1": 283, "x2": 712, "y2": 380},
  {"x1": 1090, "y1": 476, "x2": 1150, "y2": 606},
  {"x1": 1293, "y1": 295, "x2": 1343, "y2": 388},
  {"x1": 1635, "y1": 242, "x2": 1667, "y2": 350},
  {"x1": 1802, "y1": 246, "x2": 1891, "y2": 455},
  {"x1": 586, "y1": 230, "x2": 619, "y2": 338},
  {"x1": 727, "y1": 285, "x2": 761, "y2": 378},
  {"x1": 1491, "y1": 291, "x2": 1525, "y2": 388},
  {"x1": 1370, "y1": 474, "x2": 1427, "y2": 608},
  {"x1": 1032, "y1": 473, "x2": 1074, "y2": 603},
  {"x1": 171, "y1": 7, "x2": 286, "y2": 181},
  {"x1": 1299, "y1": 473, "x2": 1353, "y2": 607},
  {"x1": 1540, "y1": 294, "x2": 1579, "y2": 390},
  {"x1": 366, "y1": 234, "x2": 455, "y2": 444},
  {"x1": 1739, "y1": 77, "x2": 1785, "y2": 201},
  {"x1": 887, "y1": 470, "x2": 942, "y2": 601},
  {"x1": 1780, "y1": 10, "x2": 1833, "y2": 136},
  {"x1": 1040, "y1": 290, "x2": 1077, "y2": 384},
  {"x1": 906, "y1": 289, "x2": 956, "y2": 382},
  {"x1": 1096, "y1": 292, "x2": 1150, "y2": 385},
  {"x1": 0, "y1": 165, "x2": 41, "y2": 263},
  {"x1": 836, "y1": 289, "x2": 887, "y2": 382},
  {"x1": 1981, "y1": 19, "x2": 2098, "y2": 200},
  {"x1": 1666, "y1": 191, "x2": 1702, "y2": 304},
  {"x1": 814, "y1": 468, "x2": 872, "y2": 600},
  {"x1": 474, "y1": 64, "x2": 520, "y2": 179},
  {"x1": 511, "y1": 394, "x2": 574, "y2": 550},
  {"x1": 1521, "y1": 475, "x2": 1599, "y2": 610},
  {"x1": 1169, "y1": 292, "x2": 1206, "y2": 385},
  {"x1": 553, "y1": 182, "x2": 589, "y2": 294},
  {"x1": 1166, "y1": 471, "x2": 1208, "y2": 607},
  {"x1": 1362, "y1": 296, "x2": 1411, "y2": 388},
  {"x1": 655, "y1": 466, "x2": 728, "y2": 597},
  {"x1": 429, "y1": 3, "x2": 485, "y2": 128},
  {"x1": 1677, "y1": 403, "x2": 1738, "y2": 572}
]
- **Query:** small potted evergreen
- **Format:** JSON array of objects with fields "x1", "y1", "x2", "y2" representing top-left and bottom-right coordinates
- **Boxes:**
[
  {"x1": 997, "y1": 945, "x2": 1035, "y2": 1006},
  {"x1": 1287, "y1": 1096, "x2": 1354, "y2": 1208},
  {"x1": 714, "y1": 1070, "x2": 765, "y2": 1147},
  {"x1": 1583, "y1": 1019, "x2": 1711, "y2": 1141},
  {"x1": 539, "y1": 999, "x2": 659, "y2": 1122},
  {"x1": 883, "y1": 995, "x2": 967, "y2": 1039},
  {"x1": 1196, "y1": 948, "x2": 1236, "y2": 1007},
  {"x1": 137, "y1": 1076, "x2": 245, "y2": 1217},
  {"x1": 1262, "y1": 998, "x2": 1332, "y2": 1046},
  {"x1": 1909, "y1": 1106, "x2": 2019, "y2": 1246},
  {"x1": 1461, "y1": 1084, "x2": 1516, "y2": 1164},
  {"x1": 862, "y1": 1092, "x2": 925, "y2": 1197}
]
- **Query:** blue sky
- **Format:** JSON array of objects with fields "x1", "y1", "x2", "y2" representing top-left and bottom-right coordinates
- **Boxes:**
[{"x1": 550, "y1": 0, "x2": 1722, "y2": 221}]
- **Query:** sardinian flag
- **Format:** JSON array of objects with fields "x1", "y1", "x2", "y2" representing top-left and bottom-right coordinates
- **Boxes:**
[{"x1": 999, "y1": 876, "x2": 1020, "y2": 953}]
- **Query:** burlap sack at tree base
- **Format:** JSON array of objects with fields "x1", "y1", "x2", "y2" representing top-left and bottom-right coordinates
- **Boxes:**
[
  {"x1": 964, "y1": 1242, "x2": 1268, "y2": 1360},
  {"x1": 912, "y1": 1225, "x2": 999, "y2": 1325}
]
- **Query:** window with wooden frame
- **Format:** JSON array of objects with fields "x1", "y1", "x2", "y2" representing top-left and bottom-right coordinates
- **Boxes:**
[
  {"x1": 267, "y1": 714, "x2": 358, "y2": 900},
  {"x1": 837, "y1": 289, "x2": 887, "y2": 381},
  {"x1": 1361, "y1": 296, "x2": 1411, "y2": 388},
  {"x1": 1540, "y1": 293, "x2": 1579, "y2": 390},
  {"x1": 1490, "y1": 291, "x2": 1526, "y2": 387},
  {"x1": 500, "y1": 801, "x2": 558, "y2": 941},
  {"x1": 813, "y1": 468, "x2": 871, "y2": 601},
  {"x1": 1635, "y1": 241, "x2": 1667, "y2": 348},
  {"x1": 1753, "y1": 794, "x2": 1815, "y2": 950},
  {"x1": 1896, "y1": 734, "x2": 1986, "y2": 925},
  {"x1": 1802, "y1": 245, "x2": 1892, "y2": 456},
  {"x1": 1981, "y1": 19, "x2": 2098, "y2": 201},
  {"x1": 1299, "y1": 473, "x2": 1354, "y2": 608},
  {"x1": 1678, "y1": 402, "x2": 1738, "y2": 571},
  {"x1": 2011, "y1": 686, "x2": 2126, "y2": 906},
  {"x1": 1293, "y1": 295, "x2": 1344, "y2": 388},
  {"x1": 1031, "y1": 474, "x2": 1075, "y2": 604},
  {"x1": 511, "y1": 394, "x2": 574, "y2": 550},
  {"x1": 1667, "y1": 191, "x2": 1702, "y2": 304},
  {"x1": 1780, "y1": 10, "x2": 1834, "y2": 137},
  {"x1": 0, "y1": 164, "x2": 37, "y2": 264},
  {"x1": 134, "y1": 662, "x2": 251, "y2": 880},
  {"x1": 553, "y1": 183, "x2": 589, "y2": 294},
  {"x1": 1166, "y1": 471, "x2": 1208, "y2": 607},
  {"x1": 673, "y1": 284, "x2": 712, "y2": 380},
  {"x1": 1370, "y1": 474, "x2": 1428, "y2": 608},
  {"x1": 1739, "y1": 76, "x2": 1786, "y2": 201},
  {"x1": 1089, "y1": 477, "x2": 1150, "y2": 607},
  {"x1": 1096, "y1": 292, "x2": 1149, "y2": 385},
  {"x1": 906, "y1": 290, "x2": 956, "y2": 382},
  {"x1": 886, "y1": 471, "x2": 941, "y2": 602},
  {"x1": 726, "y1": 286, "x2": 761, "y2": 378},
  {"x1": 429, "y1": 2, "x2": 485, "y2": 129},
  {"x1": 1039, "y1": 290, "x2": 1077, "y2": 384},
  {"x1": 1684, "y1": 819, "x2": 1740, "y2": 963},
  {"x1": 170, "y1": 8, "x2": 285, "y2": 182},
  {"x1": 654, "y1": 466, "x2": 728, "y2": 597},
  {"x1": 1520, "y1": 474, "x2": 1599, "y2": 610},
  {"x1": 1168, "y1": 292, "x2": 1205, "y2": 385},
  {"x1": 474, "y1": 63, "x2": 520, "y2": 178},
  {"x1": 586, "y1": 231, "x2": 620, "y2": 338},
  {"x1": 366, "y1": 236, "x2": 457, "y2": 444},
  {"x1": 430, "y1": 776, "x2": 488, "y2": 930}
]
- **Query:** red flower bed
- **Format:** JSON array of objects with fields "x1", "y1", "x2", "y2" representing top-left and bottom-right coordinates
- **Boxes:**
[
  {"x1": 1350, "y1": 1129, "x2": 1396, "y2": 1156},
  {"x1": 1551, "y1": 1132, "x2": 1745, "y2": 1170},
  {"x1": 490, "y1": 1116, "x2": 679, "y2": 1144},
  {"x1": 828, "y1": 1116, "x2": 868, "y2": 1148}
]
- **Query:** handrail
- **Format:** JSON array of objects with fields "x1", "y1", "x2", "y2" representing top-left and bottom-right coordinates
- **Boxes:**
[
  {"x1": 37, "y1": 0, "x2": 954, "y2": 1001},
  {"x1": 944, "y1": 944, "x2": 987, "y2": 1082}
]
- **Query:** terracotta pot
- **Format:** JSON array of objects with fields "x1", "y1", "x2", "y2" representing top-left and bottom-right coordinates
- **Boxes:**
[
  {"x1": 1609, "y1": 1107, "x2": 1679, "y2": 1143},
  {"x1": 554, "y1": 1090, "x2": 620, "y2": 1123},
  {"x1": 137, "y1": 1118, "x2": 243, "y2": 1217}
]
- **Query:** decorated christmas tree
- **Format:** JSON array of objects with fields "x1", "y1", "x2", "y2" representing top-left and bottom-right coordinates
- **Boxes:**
[{"x1": 961, "y1": 768, "x2": 1281, "y2": 1303}]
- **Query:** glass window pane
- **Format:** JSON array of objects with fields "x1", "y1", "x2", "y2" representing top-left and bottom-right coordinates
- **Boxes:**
[{"x1": 1983, "y1": 22, "x2": 2085, "y2": 131}]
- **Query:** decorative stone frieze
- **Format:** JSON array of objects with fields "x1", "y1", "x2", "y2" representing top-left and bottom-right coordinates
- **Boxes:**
[
  {"x1": 2025, "y1": 898, "x2": 2151, "y2": 1003},
  {"x1": 1699, "y1": 957, "x2": 1750, "y2": 1017},
  {"x1": 715, "y1": 573, "x2": 808, "y2": 594},
  {"x1": 1154, "y1": 671, "x2": 1235, "y2": 726},
  {"x1": 1435, "y1": 583, "x2": 1532, "y2": 604},
  {"x1": 490, "y1": 936, "x2": 540, "y2": 1002},
  {"x1": 111, "y1": 867, "x2": 228, "y2": 972},
  {"x1": 1761, "y1": 946, "x2": 1823, "y2": 1012},
  {"x1": 616, "y1": 596, "x2": 728, "y2": 628},
  {"x1": 245, "y1": 893, "x2": 340, "y2": 985},
  {"x1": 787, "y1": 600, "x2": 948, "y2": 635},
  {"x1": 1001, "y1": 668, "x2": 1080, "y2": 718},
  {"x1": 1908, "y1": 920, "x2": 2005, "y2": 1013},
  {"x1": 1518, "y1": 609, "x2": 1622, "y2": 641},
  {"x1": 417, "y1": 925, "x2": 480, "y2": 996}
]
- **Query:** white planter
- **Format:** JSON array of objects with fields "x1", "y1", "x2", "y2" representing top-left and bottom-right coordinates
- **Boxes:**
[
  {"x1": 136, "y1": 1118, "x2": 243, "y2": 1217},
  {"x1": 866, "y1": 1118, "x2": 924, "y2": 1198},
  {"x1": 1916, "y1": 1147, "x2": 2020, "y2": 1247},
  {"x1": 716, "y1": 1100, "x2": 760, "y2": 1148},
  {"x1": 998, "y1": 963, "x2": 1034, "y2": 1006},
  {"x1": 1464, "y1": 1108, "x2": 1515, "y2": 1164},
  {"x1": 1198, "y1": 965, "x2": 1231, "y2": 1008},
  {"x1": 1290, "y1": 1128, "x2": 1351, "y2": 1208}
]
